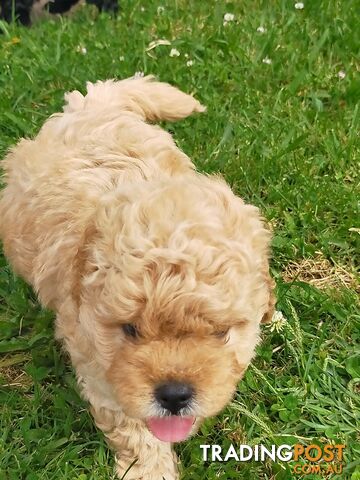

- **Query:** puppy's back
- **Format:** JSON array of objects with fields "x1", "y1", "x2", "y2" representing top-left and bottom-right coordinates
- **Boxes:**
[{"x1": 0, "y1": 77, "x2": 205, "y2": 310}]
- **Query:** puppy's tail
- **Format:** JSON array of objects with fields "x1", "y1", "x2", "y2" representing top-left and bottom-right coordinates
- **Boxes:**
[{"x1": 64, "y1": 75, "x2": 206, "y2": 122}]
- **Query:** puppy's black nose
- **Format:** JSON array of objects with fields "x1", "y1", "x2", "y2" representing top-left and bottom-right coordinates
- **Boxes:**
[{"x1": 155, "y1": 382, "x2": 193, "y2": 415}]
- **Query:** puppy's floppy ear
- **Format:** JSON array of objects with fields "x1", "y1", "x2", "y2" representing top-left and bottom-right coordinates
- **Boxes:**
[
  {"x1": 32, "y1": 218, "x2": 97, "y2": 313},
  {"x1": 261, "y1": 274, "x2": 276, "y2": 324}
]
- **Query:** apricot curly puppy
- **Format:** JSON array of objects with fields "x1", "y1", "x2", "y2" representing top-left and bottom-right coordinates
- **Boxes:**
[{"x1": 0, "y1": 76, "x2": 275, "y2": 479}]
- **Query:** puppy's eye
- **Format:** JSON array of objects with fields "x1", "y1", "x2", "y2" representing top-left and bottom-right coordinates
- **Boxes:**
[
  {"x1": 122, "y1": 324, "x2": 139, "y2": 338},
  {"x1": 214, "y1": 329, "x2": 229, "y2": 339}
]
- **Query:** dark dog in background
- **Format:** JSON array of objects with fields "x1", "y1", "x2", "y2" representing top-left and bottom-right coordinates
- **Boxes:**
[
  {"x1": 0, "y1": 0, "x2": 118, "y2": 26},
  {"x1": 0, "y1": 0, "x2": 34, "y2": 25}
]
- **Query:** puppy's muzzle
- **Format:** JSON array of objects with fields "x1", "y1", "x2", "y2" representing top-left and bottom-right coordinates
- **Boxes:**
[{"x1": 155, "y1": 382, "x2": 194, "y2": 415}]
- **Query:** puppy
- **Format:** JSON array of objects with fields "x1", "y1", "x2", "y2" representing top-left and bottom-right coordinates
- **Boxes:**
[{"x1": 0, "y1": 76, "x2": 275, "y2": 479}]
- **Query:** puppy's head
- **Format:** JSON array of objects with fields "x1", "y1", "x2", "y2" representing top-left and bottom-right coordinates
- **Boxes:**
[{"x1": 78, "y1": 176, "x2": 274, "y2": 442}]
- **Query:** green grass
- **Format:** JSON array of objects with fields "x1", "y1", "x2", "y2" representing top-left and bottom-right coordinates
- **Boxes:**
[{"x1": 0, "y1": 0, "x2": 359, "y2": 479}]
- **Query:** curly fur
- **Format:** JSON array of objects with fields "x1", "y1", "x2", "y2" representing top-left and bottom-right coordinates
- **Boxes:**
[{"x1": 0, "y1": 76, "x2": 275, "y2": 479}]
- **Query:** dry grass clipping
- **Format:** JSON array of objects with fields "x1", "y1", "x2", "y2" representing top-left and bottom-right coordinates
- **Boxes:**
[
  {"x1": 0, "y1": 353, "x2": 32, "y2": 389},
  {"x1": 282, "y1": 254, "x2": 359, "y2": 293}
]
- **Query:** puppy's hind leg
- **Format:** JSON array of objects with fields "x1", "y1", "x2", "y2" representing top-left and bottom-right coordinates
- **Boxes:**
[{"x1": 91, "y1": 406, "x2": 179, "y2": 480}]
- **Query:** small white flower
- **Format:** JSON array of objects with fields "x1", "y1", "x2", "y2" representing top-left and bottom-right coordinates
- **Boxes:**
[
  {"x1": 169, "y1": 48, "x2": 180, "y2": 57},
  {"x1": 262, "y1": 56, "x2": 272, "y2": 64},
  {"x1": 257, "y1": 26, "x2": 266, "y2": 33},
  {"x1": 224, "y1": 13, "x2": 235, "y2": 22},
  {"x1": 294, "y1": 2, "x2": 304, "y2": 9},
  {"x1": 186, "y1": 60, "x2": 194, "y2": 67},
  {"x1": 269, "y1": 310, "x2": 287, "y2": 333},
  {"x1": 337, "y1": 70, "x2": 346, "y2": 79},
  {"x1": 157, "y1": 6, "x2": 165, "y2": 14},
  {"x1": 134, "y1": 71, "x2": 144, "y2": 78},
  {"x1": 140, "y1": 6, "x2": 145, "y2": 11},
  {"x1": 76, "y1": 45, "x2": 87, "y2": 54},
  {"x1": 119, "y1": 55, "x2": 125, "y2": 61},
  {"x1": 184, "y1": 53, "x2": 189, "y2": 58}
]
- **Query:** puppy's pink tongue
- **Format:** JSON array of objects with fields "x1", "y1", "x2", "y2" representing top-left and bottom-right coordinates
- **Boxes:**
[{"x1": 147, "y1": 416, "x2": 194, "y2": 442}]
